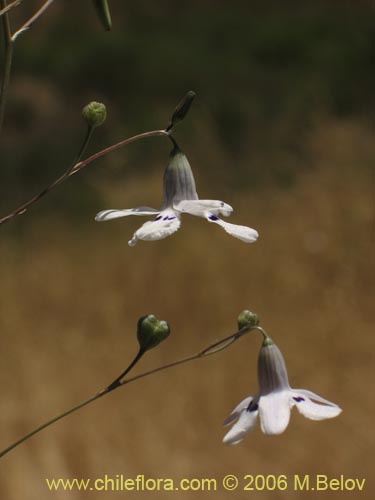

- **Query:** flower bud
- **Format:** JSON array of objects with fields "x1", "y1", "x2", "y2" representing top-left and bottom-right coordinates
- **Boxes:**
[
  {"x1": 82, "y1": 101, "x2": 107, "y2": 128},
  {"x1": 92, "y1": 0, "x2": 112, "y2": 31},
  {"x1": 167, "y1": 91, "x2": 196, "y2": 131},
  {"x1": 237, "y1": 309, "x2": 260, "y2": 330},
  {"x1": 137, "y1": 314, "x2": 170, "y2": 352}
]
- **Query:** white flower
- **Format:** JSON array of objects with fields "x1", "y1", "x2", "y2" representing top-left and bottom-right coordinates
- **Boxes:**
[
  {"x1": 223, "y1": 337, "x2": 342, "y2": 444},
  {"x1": 95, "y1": 146, "x2": 259, "y2": 246}
]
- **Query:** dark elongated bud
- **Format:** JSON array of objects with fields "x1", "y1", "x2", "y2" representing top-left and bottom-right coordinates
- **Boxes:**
[
  {"x1": 82, "y1": 101, "x2": 107, "y2": 128},
  {"x1": 137, "y1": 314, "x2": 170, "y2": 352},
  {"x1": 237, "y1": 310, "x2": 260, "y2": 330},
  {"x1": 166, "y1": 91, "x2": 196, "y2": 131},
  {"x1": 92, "y1": 0, "x2": 112, "y2": 31}
]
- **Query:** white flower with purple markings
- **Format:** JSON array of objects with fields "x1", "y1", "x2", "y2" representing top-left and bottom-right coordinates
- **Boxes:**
[
  {"x1": 95, "y1": 145, "x2": 258, "y2": 246},
  {"x1": 223, "y1": 335, "x2": 342, "y2": 444}
]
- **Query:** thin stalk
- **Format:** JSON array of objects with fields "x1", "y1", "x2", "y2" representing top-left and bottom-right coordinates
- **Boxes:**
[
  {"x1": 0, "y1": 390, "x2": 108, "y2": 459},
  {"x1": 11, "y1": 0, "x2": 54, "y2": 41},
  {"x1": 69, "y1": 125, "x2": 95, "y2": 172},
  {"x1": 120, "y1": 325, "x2": 255, "y2": 387},
  {"x1": 0, "y1": 125, "x2": 95, "y2": 225},
  {"x1": 0, "y1": 128, "x2": 169, "y2": 226},
  {"x1": 0, "y1": 0, "x2": 22, "y2": 17},
  {"x1": 0, "y1": 325, "x2": 258, "y2": 459},
  {"x1": 0, "y1": 0, "x2": 13, "y2": 136},
  {"x1": 71, "y1": 129, "x2": 170, "y2": 174},
  {"x1": 1, "y1": 0, "x2": 55, "y2": 133},
  {"x1": 106, "y1": 348, "x2": 145, "y2": 391},
  {"x1": 251, "y1": 326, "x2": 269, "y2": 341}
]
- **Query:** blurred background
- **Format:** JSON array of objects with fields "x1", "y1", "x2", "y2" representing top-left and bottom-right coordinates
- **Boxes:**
[{"x1": 0, "y1": 1, "x2": 373, "y2": 498}]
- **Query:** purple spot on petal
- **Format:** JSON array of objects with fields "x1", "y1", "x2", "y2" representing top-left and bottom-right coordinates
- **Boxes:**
[
  {"x1": 293, "y1": 397, "x2": 305, "y2": 403},
  {"x1": 155, "y1": 215, "x2": 162, "y2": 221},
  {"x1": 163, "y1": 216, "x2": 169, "y2": 220},
  {"x1": 167, "y1": 216, "x2": 176, "y2": 220},
  {"x1": 209, "y1": 214, "x2": 219, "y2": 221},
  {"x1": 247, "y1": 402, "x2": 258, "y2": 413}
]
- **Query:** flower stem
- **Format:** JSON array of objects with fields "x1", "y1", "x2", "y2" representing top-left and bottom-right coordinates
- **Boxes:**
[
  {"x1": 119, "y1": 328, "x2": 251, "y2": 387},
  {"x1": 0, "y1": 324, "x2": 258, "y2": 459},
  {"x1": 0, "y1": 0, "x2": 55, "y2": 135},
  {"x1": 0, "y1": 124, "x2": 95, "y2": 225},
  {"x1": 106, "y1": 348, "x2": 145, "y2": 391},
  {"x1": 0, "y1": 390, "x2": 107, "y2": 458},
  {"x1": 0, "y1": 0, "x2": 13, "y2": 136},
  {"x1": 0, "y1": 128, "x2": 169, "y2": 227},
  {"x1": 0, "y1": 0, "x2": 22, "y2": 18},
  {"x1": 251, "y1": 325, "x2": 273, "y2": 345},
  {"x1": 71, "y1": 129, "x2": 169, "y2": 174},
  {"x1": 69, "y1": 124, "x2": 95, "y2": 172},
  {"x1": 166, "y1": 133, "x2": 180, "y2": 151},
  {"x1": 11, "y1": 0, "x2": 54, "y2": 41}
]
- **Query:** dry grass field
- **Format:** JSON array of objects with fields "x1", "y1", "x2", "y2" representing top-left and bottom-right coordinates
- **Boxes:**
[{"x1": 0, "y1": 118, "x2": 373, "y2": 499}]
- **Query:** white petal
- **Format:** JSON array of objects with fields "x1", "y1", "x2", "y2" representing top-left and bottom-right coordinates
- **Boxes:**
[
  {"x1": 95, "y1": 207, "x2": 159, "y2": 222},
  {"x1": 293, "y1": 389, "x2": 340, "y2": 407},
  {"x1": 174, "y1": 199, "x2": 233, "y2": 217},
  {"x1": 223, "y1": 408, "x2": 258, "y2": 445},
  {"x1": 223, "y1": 396, "x2": 253, "y2": 426},
  {"x1": 207, "y1": 215, "x2": 259, "y2": 243},
  {"x1": 292, "y1": 391, "x2": 342, "y2": 421},
  {"x1": 128, "y1": 210, "x2": 181, "y2": 246},
  {"x1": 259, "y1": 391, "x2": 292, "y2": 435}
]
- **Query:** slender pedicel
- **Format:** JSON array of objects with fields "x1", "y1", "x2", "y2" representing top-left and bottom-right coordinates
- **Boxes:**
[{"x1": 0, "y1": 315, "x2": 260, "y2": 459}]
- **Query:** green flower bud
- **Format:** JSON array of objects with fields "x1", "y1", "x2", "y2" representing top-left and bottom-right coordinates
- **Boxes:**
[
  {"x1": 167, "y1": 91, "x2": 196, "y2": 131},
  {"x1": 92, "y1": 0, "x2": 112, "y2": 31},
  {"x1": 137, "y1": 314, "x2": 170, "y2": 352},
  {"x1": 237, "y1": 309, "x2": 260, "y2": 330},
  {"x1": 82, "y1": 101, "x2": 107, "y2": 128}
]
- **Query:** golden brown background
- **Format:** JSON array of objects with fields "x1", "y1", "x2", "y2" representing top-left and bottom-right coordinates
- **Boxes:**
[{"x1": 0, "y1": 1, "x2": 373, "y2": 499}]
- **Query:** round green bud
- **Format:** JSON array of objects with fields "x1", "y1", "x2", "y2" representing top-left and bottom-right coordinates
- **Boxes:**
[
  {"x1": 137, "y1": 314, "x2": 170, "y2": 352},
  {"x1": 237, "y1": 309, "x2": 260, "y2": 330},
  {"x1": 82, "y1": 101, "x2": 107, "y2": 128}
]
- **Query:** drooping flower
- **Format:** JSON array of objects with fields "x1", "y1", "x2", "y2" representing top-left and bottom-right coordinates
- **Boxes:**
[
  {"x1": 223, "y1": 335, "x2": 342, "y2": 444},
  {"x1": 95, "y1": 145, "x2": 259, "y2": 246}
]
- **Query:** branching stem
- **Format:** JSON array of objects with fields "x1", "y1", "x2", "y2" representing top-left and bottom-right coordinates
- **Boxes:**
[
  {"x1": 0, "y1": 324, "x2": 260, "y2": 459},
  {"x1": 0, "y1": 0, "x2": 22, "y2": 17},
  {"x1": 0, "y1": 0, "x2": 13, "y2": 135},
  {"x1": 0, "y1": 129, "x2": 172, "y2": 226},
  {"x1": 11, "y1": 0, "x2": 54, "y2": 41}
]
